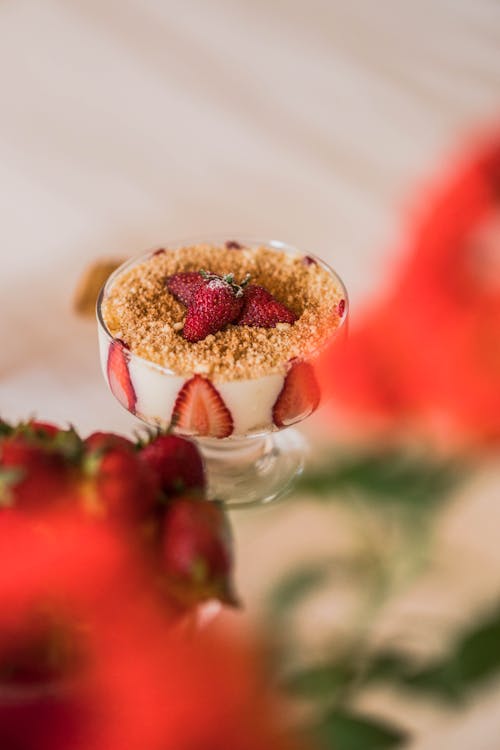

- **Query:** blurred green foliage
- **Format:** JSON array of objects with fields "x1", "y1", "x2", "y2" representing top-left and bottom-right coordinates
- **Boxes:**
[
  {"x1": 296, "y1": 447, "x2": 465, "y2": 509},
  {"x1": 268, "y1": 447, "x2": 500, "y2": 748},
  {"x1": 309, "y1": 709, "x2": 408, "y2": 750}
]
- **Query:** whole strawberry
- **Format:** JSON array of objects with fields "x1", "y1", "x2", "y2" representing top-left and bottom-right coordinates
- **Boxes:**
[
  {"x1": 82, "y1": 438, "x2": 158, "y2": 522},
  {"x1": 0, "y1": 425, "x2": 80, "y2": 510},
  {"x1": 237, "y1": 285, "x2": 297, "y2": 328},
  {"x1": 161, "y1": 498, "x2": 238, "y2": 607},
  {"x1": 84, "y1": 431, "x2": 136, "y2": 454},
  {"x1": 0, "y1": 439, "x2": 68, "y2": 510},
  {"x1": 140, "y1": 434, "x2": 205, "y2": 499},
  {"x1": 166, "y1": 271, "x2": 204, "y2": 307},
  {"x1": 183, "y1": 272, "x2": 249, "y2": 342}
]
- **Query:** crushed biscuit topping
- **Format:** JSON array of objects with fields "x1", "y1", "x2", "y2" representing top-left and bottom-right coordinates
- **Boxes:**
[{"x1": 101, "y1": 243, "x2": 344, "y2": 381}]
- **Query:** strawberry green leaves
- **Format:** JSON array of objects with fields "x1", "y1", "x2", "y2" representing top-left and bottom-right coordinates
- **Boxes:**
[{"x1": 296, "y1": 447, "x2": 464, "y2": 509}]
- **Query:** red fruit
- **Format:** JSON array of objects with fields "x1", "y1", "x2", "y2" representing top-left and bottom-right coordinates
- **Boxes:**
[
  {"x1": 140, "y1": 435, "x2": 205, "y2": 498},
  {"x1": 0, "y1": 436, "x2": 71, "y2": 510},
  {"x1": 107, "y1": 340, "x2": 136, "y2": 413},
  {"x1": 165, "y1": 271, "x2": 204, "y2": 307},
  {"x1": 182, "y1": 273, "x2": 247, "y2": 342},
  {"x1": 272, "y1": 360, "x2": 321, "y2": 427},
  {"x1": 171, "y1": 376, "x2": 233, "y2": 438},
  {"x1": 83, "y1": 445, "x2": 157, "y2": 522},
  {"x1": 237, "y1": 285, "x2": 297, "y2": 328},
  {"x1": 338, "y1": 298, "x2": 346, "y2": 317},
  {"x1": 161, "y1": 498, "x2": 238, "y2": 607},
  {"x1": 84, "y1": 431, "x2": 135, "y2": 454}
]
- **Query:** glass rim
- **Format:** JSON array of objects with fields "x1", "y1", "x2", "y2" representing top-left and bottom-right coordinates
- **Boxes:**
[{"x1": 96, "y1": 235, "x2": 349, "y2": 377}]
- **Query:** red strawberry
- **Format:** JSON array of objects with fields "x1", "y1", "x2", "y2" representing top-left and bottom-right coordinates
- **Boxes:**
[
  {"x1": 161, "y1": 498, "x2": 238, "y2": 607},
  {"x1": 82, "y1": 444, "x2": 158, "y2": 522},
  {"x1": 166, "y1": 271, "x2": 204, "y2": 307},
  {"x1": 182, "y1": 273, "x2": 248, "y2": 342},
  {"x1": 7, "y1": 422, "x2": 84, "y2": 463},
  {"x1": 272, "y1": 360, "x2": 321, "y2": 427},
  {"x1": 172, "y1": 376, "x2": 233, "y2": 438},
  {"x1": 84, "y1": 431, "x2": 136, "y2": 454},
  {"x1": 337, "y1": 299, "x2": 346, "y2": 317},
  {"x1": 107, "y1": 340, "x2": 136, "y2": 413},
  {"x1": 140, "y1": 435, "x2": 205, "y2": 498},
  {"x1": 0, "y1": 436, "x2": 72, "y2": 510},
  {"x1": 237, "y1": 285, "x2": 297, "y2": 328}
]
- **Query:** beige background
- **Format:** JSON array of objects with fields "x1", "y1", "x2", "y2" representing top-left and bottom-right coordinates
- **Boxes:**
[{"x1": 1, "y1": 1, "x2": 500, "y2": 747}]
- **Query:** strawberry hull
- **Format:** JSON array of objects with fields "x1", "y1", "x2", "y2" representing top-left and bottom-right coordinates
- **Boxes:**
[{"x1": 98, "y1": 327, "x2": 320, "y2": 438}]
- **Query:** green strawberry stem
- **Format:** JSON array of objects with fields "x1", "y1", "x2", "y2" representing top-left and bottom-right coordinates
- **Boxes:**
[{"x1": 199, "y1": 270, "x2": 251, "y2": 298}]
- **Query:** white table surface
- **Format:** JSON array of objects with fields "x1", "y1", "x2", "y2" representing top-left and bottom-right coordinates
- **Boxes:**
[{"x1": 1, "y1": 2, "x2": 500, "y2": 747}]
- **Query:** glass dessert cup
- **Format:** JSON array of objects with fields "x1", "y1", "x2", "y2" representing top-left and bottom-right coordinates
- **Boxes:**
[{"x1": 96, "y1": 237, "x2": 348, "y2": 508}]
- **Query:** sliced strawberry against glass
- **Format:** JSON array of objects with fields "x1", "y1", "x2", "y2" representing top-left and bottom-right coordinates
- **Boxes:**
[
  {"x1": 171, "y1": 375, "x2": 233, "y2": 438},
  {"x1": 107, "y1": 340, "x2": 136, "y2": 413},
  {"x1": 272, "y1": 360, "x2": 321, "y2": 428}
]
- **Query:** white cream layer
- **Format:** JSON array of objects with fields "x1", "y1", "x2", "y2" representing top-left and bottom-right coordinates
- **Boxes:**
[{"x1": 99, "y1": 328, "x2": 285, "y2": 436}]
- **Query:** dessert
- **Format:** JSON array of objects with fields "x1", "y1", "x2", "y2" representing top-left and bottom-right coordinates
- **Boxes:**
[{"x1": 97, "y1": 240, "x2": 347, "y2": 439}]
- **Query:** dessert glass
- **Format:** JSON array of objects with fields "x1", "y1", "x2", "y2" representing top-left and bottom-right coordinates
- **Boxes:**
[{"x1": 96, "y1": 237, "x2": 348, "y2": 508}]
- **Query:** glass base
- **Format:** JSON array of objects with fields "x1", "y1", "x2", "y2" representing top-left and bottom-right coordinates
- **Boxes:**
[{"x1": 197, "y1": 429, "x2": 306, "y2": 509}]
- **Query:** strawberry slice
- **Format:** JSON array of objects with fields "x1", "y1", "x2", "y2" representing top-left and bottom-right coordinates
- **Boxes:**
[
  {"x1": 272, "y1": 360, "x2": 321, "y2": 427},
  {"x1": 172, "y1": 376, "x2": 233, "y2": 438},
  {"x1": 107, "y1": 340, "x2": 136, "y2": 413}
]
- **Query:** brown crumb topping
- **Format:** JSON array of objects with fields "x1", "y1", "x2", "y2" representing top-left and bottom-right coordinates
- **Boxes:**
[{"x1": 102, "y1": 243, "x2": 344, "y2": 381}]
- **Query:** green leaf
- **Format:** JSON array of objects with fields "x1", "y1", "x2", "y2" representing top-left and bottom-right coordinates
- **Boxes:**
[
  {"x1": 363, "y1": 605, "x2": 500, "y2": 704},
  {"x1": 267, "y1": 564, "x2": 330, "y2": 620},
  {"x1": 455, "y1": 609, "x2": 500, "y2": 685},
  {"x1": 52, "y1": 426, "x2": 84, "y2": 463},
  {"x1": 283, "y1": 662, "x2": 354, "y2": 701},
  {"x1": 296, "y1": 449, "x2": 464, "y2": 508},
  {"x1": 0, "y1": 467, "x2": 26, "y2": 507},
  {"x1": 309, "y1": 709, "x2": 408, "y2": 750},
  {"x1": 0, "y1": 419, "x2": 13, "y2": 438},
  {"x1": 363, "y1": 652, "x2": 412, "y2": 684},
  {"x1": 401, "y1": 662, "x2": 464, "y2": 704}
]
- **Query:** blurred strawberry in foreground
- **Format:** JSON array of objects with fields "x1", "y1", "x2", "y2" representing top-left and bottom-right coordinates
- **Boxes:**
[
  {"x1": 82, "y1": 438, "x2": 158, "y2": 522},
  {"x1": 161, "y1": 498, "x2": 238, "y2": 607},
  {"x1": 140, "y1": 434, "x2": 205, "y2": 498},
  {"x1": 325, "y1": 131, "x2": 500, "y2": 447},
  {"x1": 84, "y1": 431, "x2": 136, "y2": 454},
  {"x1": 0, "y1": 512, "x2": 302, "y2": 750},
  {"x1": 0, "y1": 421, "x2": 81, "y2": 510},
  {"x1": 0, "y1": 419, "x2": 237, "y2": 614}
]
